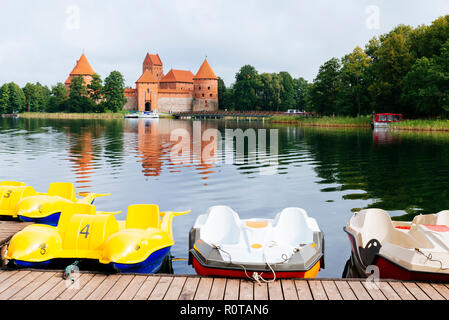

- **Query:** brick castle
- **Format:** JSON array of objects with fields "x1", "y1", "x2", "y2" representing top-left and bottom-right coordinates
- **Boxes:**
[{"x1": 65, "y1": 53, "x2": 219, "y2": 113}]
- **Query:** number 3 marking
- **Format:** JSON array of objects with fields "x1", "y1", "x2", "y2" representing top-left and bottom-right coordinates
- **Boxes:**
[{"x1": 80, "y1": 224, "x2": 90, "y2": 238}]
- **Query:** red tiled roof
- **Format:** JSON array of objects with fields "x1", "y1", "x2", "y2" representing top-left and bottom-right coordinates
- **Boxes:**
[
  {"x1": 143, "y1": 53, "x2": 163, "y2": 66},
  {"x1": 160, "y1": 69, "x2": 194, "y2": 83},
  {"x1": 69, "y1": 54, "x2": 95, "y2": 76},
  {"x1": 136, "y1": 69, "x2": 158, "y2": 83},
  {"x1": 194, "y1": 59, "x2": 217, "y2": 80}
]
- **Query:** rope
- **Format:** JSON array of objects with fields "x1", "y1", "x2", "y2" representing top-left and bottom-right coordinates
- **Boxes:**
[
  {"x1": 212, "y1": 242, "x2": 297, "y2": 285},
  {"x1": 62, "y1": 260, "x2": 79, "y2": 282},
  {"x1": 415, "y1": 248, "x2": 449, "y2": 271}
]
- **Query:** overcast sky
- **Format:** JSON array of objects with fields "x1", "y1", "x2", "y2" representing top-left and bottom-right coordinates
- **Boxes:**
[{"x1": 1, "y1": 0, "x2": 448, "y2": 88}]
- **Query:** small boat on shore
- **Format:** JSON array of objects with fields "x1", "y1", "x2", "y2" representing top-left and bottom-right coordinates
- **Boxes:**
[
  {"x1": 371, "y1": 113, "x2": 403, "y2": 129},
  {"x1": 0, "y1": 181, "x2": 109, "y2": 226},
  {"x1": 188, "y1": 206, "x2": 324, "y2": 280},
  {"x1": 344, "y1": 208, "x2": 449, "y2": 282},
  {"x1": 138, "y1": 111, "x2": 159, "y2": 119},
  {"x1": 6, "y1": 203, "x2": 189, "y2": 273}
]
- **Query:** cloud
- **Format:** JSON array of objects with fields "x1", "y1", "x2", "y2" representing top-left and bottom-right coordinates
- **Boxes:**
[{"x1": 0, "y1": 0, "x2": 448, "y2": 88}]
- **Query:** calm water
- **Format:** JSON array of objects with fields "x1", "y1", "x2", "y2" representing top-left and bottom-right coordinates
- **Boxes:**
[{"x1": 1, "y1": 117, "x2": 449, "y2": 278}]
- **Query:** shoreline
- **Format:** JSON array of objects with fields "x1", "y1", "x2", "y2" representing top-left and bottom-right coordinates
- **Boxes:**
[{"x1": 19, "y1": 112, "x2": 126, "y2": 119}]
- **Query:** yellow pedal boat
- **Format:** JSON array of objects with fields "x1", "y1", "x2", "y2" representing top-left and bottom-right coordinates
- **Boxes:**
[
  {"x1": 5, "y1": 203, "x2": 189, "y2": 273},
  {"x1": 0, "y1": 181, "x2": 109, "y2": 226}
]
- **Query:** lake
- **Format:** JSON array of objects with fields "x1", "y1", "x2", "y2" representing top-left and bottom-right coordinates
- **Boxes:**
[{"x1": 1, "y1": 117, "x2": 449, "y2": 278}]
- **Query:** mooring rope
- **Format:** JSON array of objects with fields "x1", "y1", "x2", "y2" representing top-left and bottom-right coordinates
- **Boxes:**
[{"x1": 415, "y1": 248, "x2": 449, "y2": 271}]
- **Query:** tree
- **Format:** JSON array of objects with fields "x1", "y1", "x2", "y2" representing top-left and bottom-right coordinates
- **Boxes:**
[
  {"x1": 309, "y1": 58, "x2": 341, "y2": 115},
  {"x1": 102, "y1": 71, "x2": 126, "y2": 112},
  {"x1": 402, "y1": 40, "x2": 449, "y2": 117},
  {"x1": 337, "y1": 47, "x2": 372, "y2": 116},
  {"x1": 293, "y1": 77, "x2": 311, "y2": 111},
  {"x1": 87, "y1": 73, "x2": 104, "y2": 112},
  {"x1": 6, "y1": 82, "x2": 26, "y2": 113},
  {"x1": 23, "y1": 82, "x2": 50, "y2": 112},
  {"x1": 0, "y1": 84, "x2": 10, "y2": 114},
  {"x1": 279, "y1": 72, "x2": 296, "y2": 111},
  {"x1": 217, "y1": 77, "x2": 228, "y2": 109},
  {"x1": 47, "y1": 82, "x2": 68, "y2": 112},
  {"x1": 67, "y1": 76, "x2": 93, "y2": 113},
  {"x1": 258, "y1": 73, "x2": 282, "y2": 111},
  {"x1": 232, "y1": 65, "x2": 261, "y2": 110}
]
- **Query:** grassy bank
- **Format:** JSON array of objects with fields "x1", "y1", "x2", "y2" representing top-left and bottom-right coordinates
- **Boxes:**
[
  {"x1": 390, "y1": 119, "x2": 449, "y2": 131},
  {"x1": 268, "y1": 115, "x2": 372, "y2": 128},
  {"x1": 20, "y1": 112, "x2": 127, "y2": 119}
]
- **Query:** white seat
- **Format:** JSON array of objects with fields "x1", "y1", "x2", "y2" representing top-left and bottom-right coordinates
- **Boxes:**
[
  {"x1": 436, "y1": 211, "x2": 449, "y2": 226},
  {"x1": 272, "y1": 208, "x2": 314, "y2": 246},
  {"x1": 201, "y1": 206, "x2": 241, "y2": 245}
]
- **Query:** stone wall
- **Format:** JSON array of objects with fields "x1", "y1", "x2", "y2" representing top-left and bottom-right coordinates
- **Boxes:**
[
  {"x1": 192, "y1": 99, "x2": 219, "y2": 112},
  {"x1": 123, "y1": 95, "x2": 137, "y2": 111},
  {"x1": 158, "y1": 96, "x2": 193, "y2": 113}
]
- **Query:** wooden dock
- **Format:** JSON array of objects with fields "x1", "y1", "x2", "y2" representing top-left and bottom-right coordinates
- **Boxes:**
[
  {"x1": 0, "y1": 270, "x2": 448, "y2": 300},
  {"x1": 1, "y1": 220, "x2": 449, "y2": 301}
]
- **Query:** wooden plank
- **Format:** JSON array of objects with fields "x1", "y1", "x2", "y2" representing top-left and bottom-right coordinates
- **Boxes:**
[
  {"x1": 239, "y1": 280, "x2": 253, "y2": 300},
  {"x1": 254, "y1": 282, "x2": 269, "y2": 300},
  {"x1": 102, "y1": 275, "x2": 135, "y2": 300},
  {"x1": 87, "y1": 274, "x2": 121, "y2": 300},
  {"x1": 321, "y1": 280, "x2": 342, "y2": 300},
  {"x1": 402, "y1": 282, "x2": 430, "y2": 300},
  {"x1": 294, "y1": 280, "x2": 313, "y2": 300},
  {"x1": 281, "y1": 280, "x2": 298, "y2": 300},
  {"x1": 416, "y1": 282, "x2": 444, "y2": 300},
  {"x1": 209, "y1": 278, "x2": 226, "y2": 300},
  {"x1": 0, "y1": 270, "x2": 30, "y2": 294},
  {"x1": 308, "y1": 280, "x2": 327, "y2": 300},
  {"x1": 163, "y1": 277, "x2": 187, "y2": 300},
  {"x1": 117, "y1": 275, "x2": 148, "y2": 300},
  {"x1": 133, "y1": 276, "x2": 160, "y2": 300},
  {"x1": 10, "y1": 271, "x2": 56, "y2": 300},
  {"x1": 224, "y1": 278, "x2": 239, "y2": 300},
  {"x1": 0, "y1": 271, "x2": 41, "y2": 299},
  {"x1": 72, "y1": 274, "x2": 108, "y2": 300},
  {"x1": 268, "y1": 281, "x2": 284, "y2": 300},
  {"x1": 179, "y1": 277, "x2": 200, "y2": 300},
  {"x1": 334, "y1": 281, "x2": 357, "y2": 300},
  {"x1": 148, "y1": 276, "x2": 173, "y2": 300},
  {"x1": 347, "y1": 281, "x2": 372, "y2": 300},
  {"x1": 194, "y1": 277, "x2": 214, "y2": 300},
  {"x1": 388, "y1": 282, "x2": 416, "y2": 300},
  {"x1": 0, "y1": 270, "x2": 17, "y2": 284},
  {"x1": 362, "y1": 281, "x2": 386, "y2": 300},
  {"x1": 431, "y1": 283, "x2": 449, "y2": 300},
  {"x1": 375, "y1": 282, "x2": 401, "y2": 300},
  {"x1": 27, "y1": 273, "x2": 63, "y2": 300},
  {"x1": 57, "y1": 273, "x2": 95, "y2": 300}
]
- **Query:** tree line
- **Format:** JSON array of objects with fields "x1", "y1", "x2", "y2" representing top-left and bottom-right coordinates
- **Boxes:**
[
  {"x1": 219, "y1": 15, "x2": 449, "y2": 118},
  {"x1": 0, "y1": 71, "x2": 127, "y2": 114}
]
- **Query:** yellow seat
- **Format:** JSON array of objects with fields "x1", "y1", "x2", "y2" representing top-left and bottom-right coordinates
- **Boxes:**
[
  {"x1": 48, "y1": 183, "x2": 76, "y2": 202},
  {"x1": 126, "y1": 204, "x2": 161, "y2": 230},
  {"x1": 0, "y1": 181, "x2": 26, "y2": 187}
]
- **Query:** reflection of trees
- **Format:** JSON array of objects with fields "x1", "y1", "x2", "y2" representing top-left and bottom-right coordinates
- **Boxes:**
[{"x1": 302, "y1": 127, "x2": 449, "y2": 219}]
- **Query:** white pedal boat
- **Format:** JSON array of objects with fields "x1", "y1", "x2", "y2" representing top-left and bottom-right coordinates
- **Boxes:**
[
  {"x1": 188, "y1": 206, "x2": 324, "y2": 279},
  {"x1": 344, "y1": 208, "x2": 449, "y2": 282}
]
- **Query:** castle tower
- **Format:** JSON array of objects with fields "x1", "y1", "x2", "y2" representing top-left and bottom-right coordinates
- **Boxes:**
[
  {"x1": 136, "y1": 69, "x2": 159, "y2": 112},
  {"x1": 142, "y1": 53, "x2": 164, "y2": 81},
  {"x1": 65, "y1": 54, "x2": 96, "y2": 90},
  {"x1": 193, "y1": 59, "x2": 218, "y2": 111}
]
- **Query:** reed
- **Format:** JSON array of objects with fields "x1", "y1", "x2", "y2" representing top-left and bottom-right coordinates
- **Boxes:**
[
  {"x1": 20, "y1": 112, "x2": 127, "y2": 119},
  {"x1": 268, "y1": 115, "x2": 372, "y2": 127},
  {"x1": 391, "y1": 119, "x2": 449, "y2": 131}
]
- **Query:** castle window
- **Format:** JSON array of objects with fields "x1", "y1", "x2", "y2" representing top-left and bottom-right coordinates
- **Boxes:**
[
  {"x1": 208, "y1": 86, "x2": 210, "y2": 90},
  {"x1": 147, "y1": 89, "x2": 149, "y2": 93},
  {"x1": 199, "y1": 86, "x2": 201, "y2": 90},
  {"x1": 210, "y1": 93, "x2": 213, "y2": 97},
  {"x1": 202, "y1": 93, "x2": 205, "y2": 97}
]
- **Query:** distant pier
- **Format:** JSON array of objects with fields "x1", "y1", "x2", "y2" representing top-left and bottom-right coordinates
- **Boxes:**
[{"x1": 173, "y1": 111, "x2": 285, "y2": 121}]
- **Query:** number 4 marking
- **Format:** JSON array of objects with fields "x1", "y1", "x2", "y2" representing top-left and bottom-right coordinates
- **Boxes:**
[{"x1": 80, "y1": 224, "x2": 90, "y2": 238}]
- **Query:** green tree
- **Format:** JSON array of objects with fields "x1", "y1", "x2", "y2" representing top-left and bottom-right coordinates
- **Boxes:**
[
  {"x1": 0, "y1": 84, "x2": 10, "y2": 114},
  {"x1": 309, "y1": 58, "x2": 341, "y2": 115},
  {"x1": 337, "y1": 47, "x2": 372, "y2": 116},
  {"x1": 102, "y1": 71, "x2": 126, "y2": 112},
  {"x1": 293, "y1": 77, "x2": 311, "y2": 111},
  {"x1": 217, "y1": 77, "x2": 227, "y2": 109},
  {"x1": 87, "y1": 73, "x2": 104, "y2": 112},
  {"x1": 23, "y1": 82, "x2": 50, "y2": 112},
  {"x1": 258, "y1": 73, "x2": 282, "y2": 111},
  {"x1": 6, "y1": 82, "x2": 26, "y2": 113},
  {"x1": 279, "y1": 72, "x2": 296, "y2": 111},
  {"x1": 47, "y1": 82, "x2": 68, "y2": 112},
  {"x1": 232, "y1": 65, "x2": 261, "y2": 110},
  {"x1": 67, "y1": 76, "x2": 93, "y2": 113}
]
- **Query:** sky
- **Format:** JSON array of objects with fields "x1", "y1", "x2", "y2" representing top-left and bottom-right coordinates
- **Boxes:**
[{"x1": 0, "y1": 0, "x2": 448, "y2": 88}]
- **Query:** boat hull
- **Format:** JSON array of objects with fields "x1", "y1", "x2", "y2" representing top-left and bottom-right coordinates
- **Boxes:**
[
  {"x1": 191, "y1": 250, "x2": 322, "y2": 279},
  {"x1": 344, "y1": 227, "x2": 449, "y2": 282},
  {"x1": 18, "y1": 212, "x2": 61, "y2": 227}
]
